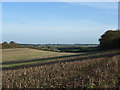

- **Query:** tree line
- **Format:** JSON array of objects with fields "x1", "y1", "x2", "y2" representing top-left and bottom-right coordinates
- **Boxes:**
[
  {"x1": 2, "y1": 41, "x2": 22, "y2": 49},
  {"x1": 1, "y1": 30, "x2": 120, "y2": 50}
]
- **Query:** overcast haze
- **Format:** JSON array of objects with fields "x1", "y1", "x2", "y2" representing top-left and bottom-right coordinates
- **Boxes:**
[{"x1": 2, "y1": 2, "x2": 118, "y2": 44}]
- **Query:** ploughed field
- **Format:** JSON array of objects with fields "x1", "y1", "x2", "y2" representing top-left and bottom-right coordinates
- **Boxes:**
[{"x1": 2, "y1": 48, "x2": 120, "y2": 88}]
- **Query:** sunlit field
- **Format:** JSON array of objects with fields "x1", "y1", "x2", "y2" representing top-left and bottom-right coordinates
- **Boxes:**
[
  {"x1": 2, "y1": 53, "x2": 120, "y2": 88},
  {"x1": 2, "y1": 48, "x2": 76, "y2": 63},
  {"x1": 2, "y1": 1, "x2": 119, "y2": 89}
]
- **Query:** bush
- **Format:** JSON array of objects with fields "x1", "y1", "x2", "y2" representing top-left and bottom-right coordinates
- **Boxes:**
[{"x1": 99, "y1": 30, "x2": 120, "y2": 49}]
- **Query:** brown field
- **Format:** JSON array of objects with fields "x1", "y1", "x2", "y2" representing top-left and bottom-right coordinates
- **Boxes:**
[{"x1": 2, "y1": 53, "x2": 120, "y2": 88}]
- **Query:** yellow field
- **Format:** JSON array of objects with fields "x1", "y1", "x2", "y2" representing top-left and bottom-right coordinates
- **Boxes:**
[{"x1": 2, "y1": 48, "x2": 76, "y2": 63}]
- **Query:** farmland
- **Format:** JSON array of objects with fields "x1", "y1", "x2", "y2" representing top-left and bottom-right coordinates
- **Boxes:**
[
  {"x1": 2, "y1": 48, "x2": 120, "y2": 88},
  {"x1": 2, "y1": 1, "x2": 120, "y2": 88},
  {"x1": 2, "y1": 48, "x2": 76, "y2": 63},
  {"x1": 2, "y1": 48, "x2": 120, "y2": 69},
  {"x1": 2, "y1": 48, "x2": 79, "y2": 69}
]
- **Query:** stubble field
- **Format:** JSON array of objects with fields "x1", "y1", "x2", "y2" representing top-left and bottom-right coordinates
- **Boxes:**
[{"x1": 2, "y1": 48, "x2": 120, "y2": 88}]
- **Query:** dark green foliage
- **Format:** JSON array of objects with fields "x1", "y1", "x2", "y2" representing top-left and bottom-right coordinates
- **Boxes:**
[
  {"x1": 28, "y1": 45, "x2": 57, "y2": 52},
  {"x1": 27, "y1": 45, "x2": 98, "y2": 53},
  {"x1": 2, "y1": 41, "x2": 22, "y2": 49},
  {"x1": 99, "y1": 30, "x2": 120, "y2": 49},
  {"x1": 58, "y1": 47, "x2": 98, "y2": 52}
]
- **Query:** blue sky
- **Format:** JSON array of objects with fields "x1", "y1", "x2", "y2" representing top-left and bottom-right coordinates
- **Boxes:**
[{"x1": 2, "y1": 2, "x2": 118, "y2": 44}]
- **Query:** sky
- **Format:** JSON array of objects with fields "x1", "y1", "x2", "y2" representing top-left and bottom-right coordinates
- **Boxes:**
[{"x1": 2, "y1": 2, "x2": 118, "y2": 44}]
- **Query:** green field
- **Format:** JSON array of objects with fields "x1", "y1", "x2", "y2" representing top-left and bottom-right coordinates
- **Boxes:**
[
  {"x1": 2, "y1": 48, "x2": 79, "y2": 68},
  {"x1": 2, "y1": 48, "x2": 77, "y2": 63}
]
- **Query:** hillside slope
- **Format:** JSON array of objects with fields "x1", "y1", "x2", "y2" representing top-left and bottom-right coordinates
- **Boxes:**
[{"x1": 2, "y1": 50, "x2": 120, "y2": 88}]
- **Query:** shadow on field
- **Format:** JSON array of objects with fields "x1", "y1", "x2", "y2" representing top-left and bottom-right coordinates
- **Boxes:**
[
  {"x1": 2, "y1": 53, "x2": 86, "y2": 65},
  {"x1": 2, "y1": 52, "x2": 120, "y2": 70}
]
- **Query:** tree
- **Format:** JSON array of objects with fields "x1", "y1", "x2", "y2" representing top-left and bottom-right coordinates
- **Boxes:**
[
  {"x1": 99, "y1": 30, "x2": 120, "y2": 49},
  {"x1": 2, "y1": 42, "x2": 10, "y2": 49},
  {"x1": 2, "y1": 41, "x2": 22, "y2": 49},
  {"x1": 9, "y1": 41, "x2": 21, "y2": 48}
]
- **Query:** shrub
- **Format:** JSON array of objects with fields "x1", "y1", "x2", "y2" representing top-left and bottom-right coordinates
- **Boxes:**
[{"x1": 99, "y1": 30, "x2": 120, "y2": 49}]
